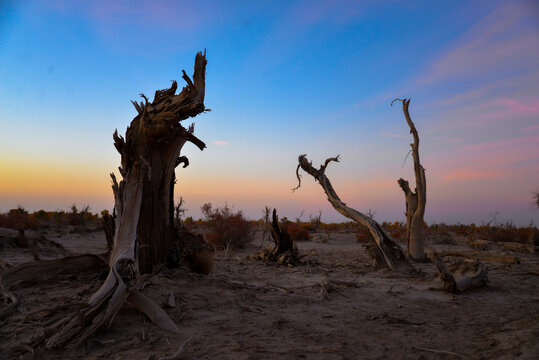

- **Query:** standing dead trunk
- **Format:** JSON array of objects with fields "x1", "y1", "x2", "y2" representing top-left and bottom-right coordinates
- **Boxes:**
[
  {"x1": 256, "y1": 209, "x2": 301, "y2": 266},
  {"x1": 45, "y1": 51, "x2": 208, "y2": 348},
  {"x1": 393, "y1": 99, "x2": 426, "y2": 260},
  {"x1": 294, "y1": 155, "x2": 412, "y2": 271}
]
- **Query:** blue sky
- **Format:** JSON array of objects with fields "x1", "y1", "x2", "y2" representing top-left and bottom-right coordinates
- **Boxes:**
[{"x1": 1, "y1": 0, "x2": 538, "y2": 225}]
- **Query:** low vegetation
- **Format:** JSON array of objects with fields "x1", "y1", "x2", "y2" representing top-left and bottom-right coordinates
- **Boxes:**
[
  {"x1": 0, "y1": 205, "x2": 102, "y2": 232},
  {"x1": 200, "y1": 203, "x2": 254, "y2": 250}
]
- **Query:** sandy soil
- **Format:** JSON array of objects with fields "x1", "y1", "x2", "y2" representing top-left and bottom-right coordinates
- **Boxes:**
[{"x1": 1, "y1": 229, "x2": 538, "y2": 359}]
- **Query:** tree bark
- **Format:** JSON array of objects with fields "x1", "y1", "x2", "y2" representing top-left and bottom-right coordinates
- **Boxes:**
[
  {"x1": 294, "y1": 155, "x2": 412, "y2": 271},
  {"x1": 431, "y1": 253, "x2": 488, "y2": 293},
  {"x1": 393, "y1": 99, "x2": 426, "y2": 260},
  {"x1": 263, "y1": 209, "x2": 300, "y2": 265},
  {"x1": 45, "y1": 51, "x2": 208, "y2": 348}
]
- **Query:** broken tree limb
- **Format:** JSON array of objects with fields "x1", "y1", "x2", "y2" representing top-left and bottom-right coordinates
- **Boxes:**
[
  {"x1": 126, "y1": 290, "x2": 180, "y2": 333},
  {"x1": 392, "y1": 99, "x2": 426, "y2": 260},
  {"x1": 430, "y1": 252, "x2": 488, "y2": 293},
  {"x1": 294, "y1": 155, "x2": 412, "y2": 271},
  {"x1": 0, "y1": 254, "x2": 107, "y2": 290}
]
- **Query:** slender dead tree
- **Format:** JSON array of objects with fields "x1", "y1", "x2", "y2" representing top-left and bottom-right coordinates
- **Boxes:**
[
  {"x1": 294, "y1": 155, "x2": 411, "y2": 271},
  {"x1": 44, "y1": 51, "x2": 209, "y2": 348},
  {"x1": 392, "y1": 99, "x2": 426, "y2": 260}
]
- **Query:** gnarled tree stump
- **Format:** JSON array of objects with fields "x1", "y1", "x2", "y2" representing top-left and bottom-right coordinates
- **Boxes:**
[
  {"x1": 45, "y1": 51, "x2": 209, "y2": 348},
  {"x1": 261, "y1": 209, "x2": 301, "y2": 266}
]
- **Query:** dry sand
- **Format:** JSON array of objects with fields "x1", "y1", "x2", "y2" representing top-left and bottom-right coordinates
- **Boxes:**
[{"x1": 1, "y1": 229, "x2": 538, "y2": 359}]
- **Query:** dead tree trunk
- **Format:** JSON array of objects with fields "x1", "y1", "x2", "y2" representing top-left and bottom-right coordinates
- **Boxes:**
[
  {"x1": 45, "y1": 51, "x2": 208, "y2": 348},
  {"x1": 256, "y1": 209, "x2": 301, "y2": 266},
  {"x1": 269, "y1": 209, "x2": 299, "y2": 265},
  {"x1": 294, "y1": 155, "x2": 412, "y2": 271},
  {"x1": 393, "y1": 99, "x2": 426, "y2": 260}
]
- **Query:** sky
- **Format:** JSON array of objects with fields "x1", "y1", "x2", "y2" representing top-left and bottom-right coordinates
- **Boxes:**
[{"x1": 0, "y1": 0, "x2": 538, "y2": 225}]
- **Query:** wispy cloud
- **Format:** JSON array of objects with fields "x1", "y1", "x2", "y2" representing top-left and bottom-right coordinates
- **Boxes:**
[
  {"x1": 214, "y1": 140, "x2": 229, "y2": 146},
  {"x1": 379, "y1": 131, "x2": 408, "y2": 139},
  {"x1": 497, "y1": 98, "x2": 539, "y2": 114},
  {"x1": 462, "y1": 135, "x2": 539, "y2": 153},
  {"x1": 442, "y1": 167, "x2": 502, "y2": 182},
  {"x1": 45, "y1": 0, "x2": 224, "y2": 30},
  {"x1": 420, "y1": 3, "x2": 539, "y2": 84}
]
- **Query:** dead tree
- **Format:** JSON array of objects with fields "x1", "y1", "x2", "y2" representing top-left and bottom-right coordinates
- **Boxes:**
[
  {"x1": 392, "y1": 99, "x2": 426, "y2": 260},
  {"x1": 44, "y1": 51, "x2": 209, "y2": 348},
  {"x1": 294, "y1": 155, "x2": 411, "y2": 271},
  {"x1": 258, "y1": 209, "x2": 301, "y2": 266}
]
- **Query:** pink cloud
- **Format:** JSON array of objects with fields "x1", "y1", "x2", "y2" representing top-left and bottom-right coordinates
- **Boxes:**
[
  {"x1": 420, "y1": 3, "x2": 539, "y2": 84},
  {"x1": 524, "y1": 124, "x2": 539, "y2": 132},
  {"x1": 463, "y1": 135, "x2": 539, "y2": 153},
  {"x1": 379, "y1": 131, "x2": 408, "y2": 139},
  {"x1": 498, "y1": 98, "x2": 539, "y2": 114},
  {"x1": 214, "y1": 140, "x2": 229, "y2": 146},
  {"x1": 442, "y1": 168, "x2": 502, "y2": 182}
]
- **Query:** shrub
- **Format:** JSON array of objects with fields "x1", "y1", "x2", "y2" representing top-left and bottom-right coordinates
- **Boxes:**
[
  {"x1": 287, "y1": 222, "x2": 311, "y2": 241},
  {"x1": 201, "y1": 203, "x2": 254, "y2": 250},
  {"x1": 355, "y1": 226, "x2": 373, "y2": 243}
]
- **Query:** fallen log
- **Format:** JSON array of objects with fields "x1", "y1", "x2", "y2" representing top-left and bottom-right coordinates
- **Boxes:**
[
  {"x1": 1, "y1": 254, "x2": 107, "y2": 290},
  {"x1": 431, "y1": 253, "x2": 489, "y2": 293}
]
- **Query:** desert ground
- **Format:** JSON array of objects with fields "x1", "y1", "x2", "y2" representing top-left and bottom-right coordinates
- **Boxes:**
[{"x1": 1, "y1": 226, "x2": 538, "y2": 360}]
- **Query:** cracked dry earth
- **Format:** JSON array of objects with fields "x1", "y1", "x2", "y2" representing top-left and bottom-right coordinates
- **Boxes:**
[{"x1": 1, "y1": 230, "x2": 538, "y2": 359}]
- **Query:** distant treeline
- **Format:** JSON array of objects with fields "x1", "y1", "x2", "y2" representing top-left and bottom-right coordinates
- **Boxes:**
[{"x1": 1, "y1": 205, "x2": 537, "y2": 246}]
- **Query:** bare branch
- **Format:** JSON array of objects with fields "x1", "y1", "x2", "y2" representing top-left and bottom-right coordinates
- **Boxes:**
[
  {"x1": 175, "y1": 156, "x2": 189, "y2": 168},
  {"x1": 131, "y1": 100, "x2": 143, "y2": 114},
  {"x1": 391, "y1": 98, "x2": 405, "y2": 107},
  {"x1": 292, "y1": 163, "x2": 302, "y2": 192},
  {"x1": 182, "y1": 69, "x2": 195, "y2": 89},
  {"x1": 139, "y1": 93, "x2": 149, "y2": 105},
  {"x1": 185, "y1": 132, "x2": 206, "y2": 151},
  {"x1": 320, "y1": 155, "x2": 340, "y2": 174}
]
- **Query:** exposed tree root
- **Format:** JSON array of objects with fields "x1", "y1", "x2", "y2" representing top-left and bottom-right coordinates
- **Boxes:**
[{"x1": 412, "y1": 346, "x2": 471, "y2": 359}]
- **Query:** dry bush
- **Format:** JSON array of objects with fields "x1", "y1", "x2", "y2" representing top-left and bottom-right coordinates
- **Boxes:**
[
  {"x1": 0, "y1": 206, "x2": 103, "y2": 232},
  {"x1": 201, "y1": 203, "x2": 254, "y2": 250},
  {"x1": 355, "y1": 226, "x2": 373, "y2": 243},
  {"x1": 0, "y1": 207, "x2": 36, "y2": 230},
  {"x1": 488, "y1": 225, "x2": 533, "y2": 244},
  {"x1": 287, "y1": 222, "x2": 311, "y2": 241},
  {"x1": 390, "y1": 230, "x2": 402, "y2": 241}
]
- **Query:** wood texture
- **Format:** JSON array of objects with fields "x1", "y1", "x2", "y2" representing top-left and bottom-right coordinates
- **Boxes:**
[
  {"x1": 294, "y1": 155, "x2": 411, "y2": 271},
  {"x1": 393, "y1": 99, "x2": 426, "y2": 260},
  {"x1": 45, "y1": 51, "x2": 208, "y2": 348}
]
